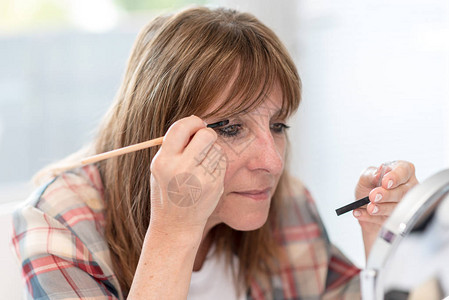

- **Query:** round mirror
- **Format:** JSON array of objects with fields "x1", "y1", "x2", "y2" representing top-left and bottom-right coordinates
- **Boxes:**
[{"x1": 361, "y1": 169, "x2": 449, "y2": 300}]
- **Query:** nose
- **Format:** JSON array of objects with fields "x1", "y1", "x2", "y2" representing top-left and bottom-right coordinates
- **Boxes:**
[{"x1": 246, "y1": 128, "x2": 284, "y2": 175}]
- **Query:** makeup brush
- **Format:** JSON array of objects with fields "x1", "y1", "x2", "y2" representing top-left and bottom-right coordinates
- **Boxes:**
[{"x1": 80, "y1": 120, "x2": 229, "y2": 165}]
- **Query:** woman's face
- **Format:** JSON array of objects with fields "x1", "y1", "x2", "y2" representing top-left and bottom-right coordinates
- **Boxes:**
[{"x1": 203, "y1": 84, "x2": 288, "y2": 231}]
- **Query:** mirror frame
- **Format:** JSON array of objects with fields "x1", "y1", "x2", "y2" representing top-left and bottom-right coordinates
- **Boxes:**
[{"x1": 361, "y1": 169, "x2": 449, "y2": 300}]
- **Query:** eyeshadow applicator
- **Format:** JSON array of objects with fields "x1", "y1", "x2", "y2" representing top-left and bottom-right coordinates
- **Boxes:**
[
  {"x1": 80, "y1": 119, "x2": 229, "y2": 166},
  {"x1": 335, "y1": 196, "x2": 370, "y2": 216},
  {"x1": 335, "y1": 163, "x2": 390, "y2": 216}
]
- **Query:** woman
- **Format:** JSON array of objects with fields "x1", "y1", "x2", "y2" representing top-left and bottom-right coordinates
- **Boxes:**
[{"x1": 12, "y1": 6, "x2": 418, "y2": 299}]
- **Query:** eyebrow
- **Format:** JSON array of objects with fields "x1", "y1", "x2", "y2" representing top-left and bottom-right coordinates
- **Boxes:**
[
  {"x1": 207, "y1": 120, "x2": 229, "y2": 128},
  {"x1": 271, "y1": 109, "x2": 284, "y2": 119},
  {"x1": 219, "y1": 108, "x2": 285, "y2": 123},
  {"x1": 205, "y1": 102, "x2": 285, "y2": 124},
  {"x1": 246, "y1": 107, "x2": 284, "y2": 120}
]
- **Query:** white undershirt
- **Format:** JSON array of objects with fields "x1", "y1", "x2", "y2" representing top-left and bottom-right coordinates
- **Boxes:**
[{"x1": 187, "y1": 246, "x2": 246, "y2": 300}]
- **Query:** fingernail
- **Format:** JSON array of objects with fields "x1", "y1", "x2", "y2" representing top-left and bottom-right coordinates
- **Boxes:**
[
  {"x1": 372, "y1": 205, "x2": 379, "y2": 214},
  {"x1": 353, "y1": 210, "x2": 361, "y2": 217},
  {"x1": 387, "y1": 180, "x2": 394, "y2": 189},
  {"x1": 375, "y1": 194, "x2": 382, "y2": 203}
]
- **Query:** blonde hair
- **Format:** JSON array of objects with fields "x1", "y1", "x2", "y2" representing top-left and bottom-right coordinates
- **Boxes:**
[{"x1": 75, "y1": 6, "x2": 300, "y2": 296}]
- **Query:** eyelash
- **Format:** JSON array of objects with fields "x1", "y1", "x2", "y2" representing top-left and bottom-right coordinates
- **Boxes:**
[{"x1": 216, "y1": 123, "x2": 290, "y2": 138}]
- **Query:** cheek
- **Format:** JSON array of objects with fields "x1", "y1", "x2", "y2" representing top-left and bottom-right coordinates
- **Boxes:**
[
  {"x1": 222, "y1": 151, "x2": 239, "y2": 192},
  {"x1": 277, "y1": 137, "x2": 287, "y2": 162},
  {"x1": 219, "y1": 135, "x2": 288, "y2": 187},
  {"x1": 216, "y1": 139, "x2": 242, "y2": 188}
]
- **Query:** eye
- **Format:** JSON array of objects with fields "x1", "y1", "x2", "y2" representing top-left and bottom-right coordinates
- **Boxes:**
[
  {"x1": 270, "y1": 123, "x2": 290, "y2": 134},
  {"x1": 217, "y1": 124, "x2": 243, "y2": 138}
]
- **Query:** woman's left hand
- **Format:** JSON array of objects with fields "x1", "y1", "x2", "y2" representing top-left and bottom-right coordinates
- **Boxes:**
[{"x1": 354, "y1": 160, "x2": 419, "y2": 259}]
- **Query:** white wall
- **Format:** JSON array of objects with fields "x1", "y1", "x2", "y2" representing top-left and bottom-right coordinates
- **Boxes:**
[
  {"x1": 0, "y1": 26, "x2": 139, "y2": 300},
  {"x1": 0, "y1": 202, "x2": 24, "y2": 299},
  {"x1": 218, "y1": 0, "x2": 449, "y2": 267}
]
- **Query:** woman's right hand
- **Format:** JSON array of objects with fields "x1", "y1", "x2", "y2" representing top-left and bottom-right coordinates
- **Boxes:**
[
  {"x1": 129, "y1": 116, "x2": 226, "y2": 299},
  {"x1": 149, "y1": 115, "x2": 226, "y2": 234}
]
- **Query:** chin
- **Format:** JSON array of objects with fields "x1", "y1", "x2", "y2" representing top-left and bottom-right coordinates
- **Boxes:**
[
  {"x1": 227, "y1": 218, "x2": 268, "y2": 231},
  {"x1": 210, "y1": 192, "x2": 273, "y2": 231},
  {"x1": 220, "y1": 204, "x2": 271, "y2": 231}
]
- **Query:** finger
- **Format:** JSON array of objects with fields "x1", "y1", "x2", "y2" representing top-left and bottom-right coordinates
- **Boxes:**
[
  {"x1": 366, "y1": 202, "x2": 397, "y2": 217},
  {"x1": 197, "y1": 143, "x2": 226, "y2": 180},
  {"x1": 355, "y1": 166, "x2": 381, "y2": 199},
  {"x1": 353, "y1": 208, "x2": 388, "y2": 226},
  {"x1": 368, "y1": 183, "x2": 412, "y2": 204},
  {"x1": 381, "y1": 161, "x2": 416, "y2": 190},
  {"x1": 376, "y1": 163, "x2": 393, "y2": 185},
  {"x1": 184, "y1": 128, "x2": 217, "y2": 165},
  {"x1": 161, "y1": 115, "x2": 206, "y2": 155},
  {"x1": 357, "y1": 166, "x2": 379, "y2": 189},
  {"x1": 210, "y1": 145, "x2": 227, "y2": 183}
]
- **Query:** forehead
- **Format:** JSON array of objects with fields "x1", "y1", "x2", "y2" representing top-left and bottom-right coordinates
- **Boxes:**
[
  {"x1": 204, "y1": 82, "x2": 284, "y2": 120},
  {"x1": 250, "y1": 88, "x2": 283, "y2": 116}
]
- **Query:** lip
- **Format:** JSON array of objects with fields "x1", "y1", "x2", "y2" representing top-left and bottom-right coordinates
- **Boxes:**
[{"x1": 233, "y1": 188, "x2": 272, "y2": 201}]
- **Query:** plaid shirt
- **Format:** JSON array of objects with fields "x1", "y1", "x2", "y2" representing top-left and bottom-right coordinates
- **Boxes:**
[{"x1": 12, "y1": 165, "x2": 360, "y2": 299}]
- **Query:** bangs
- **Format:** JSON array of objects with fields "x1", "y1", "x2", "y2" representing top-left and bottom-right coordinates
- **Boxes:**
[
  {"x1": 160, "y1": 7, "x2": 301, "y2": 125},
  {"x1": 204, "y1": 65, "x2": 299, "y2": 121},
  {"x1": 200, "y1": 30, "x2": 301, "y2": 121}
]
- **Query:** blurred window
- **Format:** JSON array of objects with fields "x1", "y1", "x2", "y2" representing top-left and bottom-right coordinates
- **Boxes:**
[{"x1": 0, "y1": 0, "x2": 210, "y2": 203}]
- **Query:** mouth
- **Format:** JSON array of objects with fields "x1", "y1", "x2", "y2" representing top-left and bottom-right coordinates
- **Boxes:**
[{"x1": 232, "y1": 188, "x2": 272, "y2": 201}]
